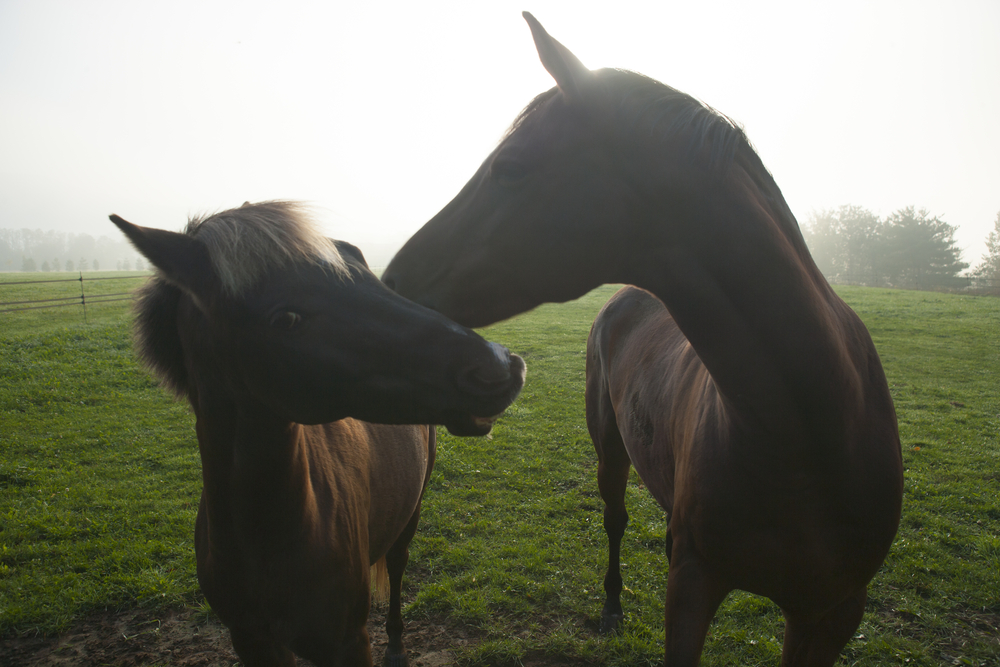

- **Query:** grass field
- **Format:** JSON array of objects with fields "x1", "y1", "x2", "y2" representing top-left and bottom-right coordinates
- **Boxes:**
[{"x1": 1, "y1": 274, "x2": 998, "y2": 666}]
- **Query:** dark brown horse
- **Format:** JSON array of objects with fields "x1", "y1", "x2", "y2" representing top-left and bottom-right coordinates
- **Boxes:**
[
  {"x1": 111, "y1": 201, "x2": 525, "y2": 667},
  {"x1": 382, "y1": 14, "x2": 903, "y2": 667}
]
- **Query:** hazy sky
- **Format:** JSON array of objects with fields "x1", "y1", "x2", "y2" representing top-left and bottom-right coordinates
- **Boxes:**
[{"x1": 2, "y1": 0, "x2": 998, "y2": 265}]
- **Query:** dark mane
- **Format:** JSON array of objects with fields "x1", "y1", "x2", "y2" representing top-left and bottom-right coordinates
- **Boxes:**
[
  {"x1": 133, "y1": 277, "x2": 187, "y2": 397},
  {"x1": 504, "y1": 70, "x2": 746, "y2": 172},
  {"x1": 603, "y1": 69, "x2": 745, "y2": 172},
  {"x1": 605, "y1": 69, "x2": 806, "y2": 248},
  {"x1": 503, "y1": 87, "x2": 560, "y2": 139},
  {"x1": 505, "y1": 71, "x2": 804, "y2": 248},
  {"x1": 132, "y1": 200, "x2": 349, "y2": 397}
]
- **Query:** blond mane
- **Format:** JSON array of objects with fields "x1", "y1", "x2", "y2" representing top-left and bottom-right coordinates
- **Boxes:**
[{"x1": 186, "y1": 200, "x2": 348, "y2": 294}]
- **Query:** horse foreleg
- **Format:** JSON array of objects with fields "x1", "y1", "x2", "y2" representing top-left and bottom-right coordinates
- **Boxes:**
[
  {"x1": 230, "y1": 626, "x2": 296, "y2": 667},
  {"x1": 780, "y1": 587, "x2": 867, "y2": 667},
  {"x1": 662, "y1": 553, "x2": 727, "y2": 667},
  {"x1": 381, "y1": 507, "x2": 421, "y2": 667}
]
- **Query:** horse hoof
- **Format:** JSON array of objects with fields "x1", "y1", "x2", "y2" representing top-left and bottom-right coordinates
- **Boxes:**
[
  {"x1": 382, "y1": 651, "x2": 409, "y2": 667},
  {"x1": 599, "y1": 612, "x2": 624, "y2": 635}
]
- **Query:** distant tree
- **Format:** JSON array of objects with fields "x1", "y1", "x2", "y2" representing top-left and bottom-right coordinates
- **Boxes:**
[
  {"x1": 41, "y1": 260, "x2": 51, "y2": 272},
  {"x1": 122, "y1": 258, "x2": 131, "y2": 271},
  {"x1": 78, "y1": 257, "x2": 89, "y2": 271},
  {"x1": 881, "y1": 207, "x2": 968, "y2": 290},
  {"x1": 93, "y1": 259, "x2": 99, "y2": 271},
  {"x1": 65, "y1": 259, "x2": 74, "y2": 272},
  {"x1": 969, "y1": 211, "x2": 1000, "y2": 293},
  {"x1": 135, "y1": 258, "x2": 145, "y2": 271},
  {"x1": 21, "y1": 257, "x2": 36, "y2": 272},
  {"x1": 803, "y1": 205, "x2": 883, "y2": 285},
  {"x1": 52, "y1": 258, "x2": 61, "y2": 271}
]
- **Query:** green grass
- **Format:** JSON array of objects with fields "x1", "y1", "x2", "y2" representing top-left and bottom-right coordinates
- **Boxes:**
[{"x1": 1, "y1": 278, "x2": 998, "y2": 665}]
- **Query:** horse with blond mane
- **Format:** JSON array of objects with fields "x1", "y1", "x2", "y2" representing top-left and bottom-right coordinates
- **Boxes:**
[{"x1": 112, "y1": 201, "x2": 525, "y2": 666}]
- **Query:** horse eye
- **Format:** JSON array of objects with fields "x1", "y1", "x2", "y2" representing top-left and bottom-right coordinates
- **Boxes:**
[
  {"x1": 490, "y1": 159, "x2": 527, "y2": 186},
  {"x1": 270, "y1": 311, "x2": 302, "y2": 330}
]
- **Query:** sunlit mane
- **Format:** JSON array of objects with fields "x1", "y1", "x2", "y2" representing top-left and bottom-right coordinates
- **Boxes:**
[{"x1": 186, "y1": 200, "x2": 348, "y2": 295}]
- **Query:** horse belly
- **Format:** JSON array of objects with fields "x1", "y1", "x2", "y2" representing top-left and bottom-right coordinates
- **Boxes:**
[
  {"x1": 607, "y1": 346, "x2": 714, "y2": 517},
  {"x1": 364, "y1": 422, "x2": 432, "y2": 562},
  {"x1": 593, "y1": 287, "x2": 696, "y2": 513}
]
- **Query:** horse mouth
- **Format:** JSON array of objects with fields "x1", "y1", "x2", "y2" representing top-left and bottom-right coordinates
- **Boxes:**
[{"x1": 446, "y1": 412, "x2": 504, "y2": 437}]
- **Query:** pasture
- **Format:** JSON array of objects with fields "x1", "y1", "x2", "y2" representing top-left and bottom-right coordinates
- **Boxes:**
[{"x1": 1, "y1": 277, "x2": 998, "y2": 666}]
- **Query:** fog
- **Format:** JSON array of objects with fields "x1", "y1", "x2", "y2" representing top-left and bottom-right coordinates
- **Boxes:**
[{"x1": 2, "y1": 0, "x2": 998, "y2": 267}]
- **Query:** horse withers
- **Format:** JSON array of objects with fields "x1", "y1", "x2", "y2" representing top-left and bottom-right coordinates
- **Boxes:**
[
  {"x1": 382, "y1": 14, "x2": 903, "y2": 667},
  {"x1": 111, "y1": 201, "x2": 525, "y2": 667}
]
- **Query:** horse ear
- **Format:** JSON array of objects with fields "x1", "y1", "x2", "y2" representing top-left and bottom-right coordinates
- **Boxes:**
[
  {"x1": 109, "y1": 214, "x2": 218, "y2": 306},
  {"x1": 333, "y1": 240, "x2": 369, "y2": 270},
  {"x1": 522, "y1": 12, "x2": 590, "y2": 102}
]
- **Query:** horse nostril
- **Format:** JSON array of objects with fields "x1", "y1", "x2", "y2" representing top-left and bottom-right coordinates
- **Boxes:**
[
  {"x1": 459, "y1": 344, "x2": 515, "y2": 393},
  {"x1": 469, "y1": 363, "x2": 512, "y2": 387}
]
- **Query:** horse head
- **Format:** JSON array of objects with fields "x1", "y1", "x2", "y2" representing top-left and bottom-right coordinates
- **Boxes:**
[{"x1": 111, "y1": 202, "x2": 525, "y2": 436}]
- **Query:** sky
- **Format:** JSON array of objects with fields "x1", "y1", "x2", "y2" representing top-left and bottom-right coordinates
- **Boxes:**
[{"x1": 1, "y1": 0, "x2": 998, "y2": 267}]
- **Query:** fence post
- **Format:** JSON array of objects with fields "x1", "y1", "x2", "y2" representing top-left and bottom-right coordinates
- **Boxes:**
[{"x1": 79, "y1": 271, "x2": 88, "y2": 323}]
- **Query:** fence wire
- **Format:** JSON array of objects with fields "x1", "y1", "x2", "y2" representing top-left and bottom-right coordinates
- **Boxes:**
[{"x1": 0, "y1": 273, "x2": 149, "y2": 315}]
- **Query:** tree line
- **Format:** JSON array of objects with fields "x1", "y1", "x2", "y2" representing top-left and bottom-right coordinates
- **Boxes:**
[
  {"x1": 5, "y1": 211, "x2": 1000, "y2": 294},
  {"x1": 803, "y1": 206, "x2": 1000, "y2": 293},
  {"x1": 968, "y1": 212, "x2": 1000, "y2": 293},
  {"x1": 0, "y1": 229, "x2": 145, "y2": 274}
]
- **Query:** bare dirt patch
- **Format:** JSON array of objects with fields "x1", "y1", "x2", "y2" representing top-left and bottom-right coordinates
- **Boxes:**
[{"x1": 0, "y1": 606, "x2": 473, "y2": 666}]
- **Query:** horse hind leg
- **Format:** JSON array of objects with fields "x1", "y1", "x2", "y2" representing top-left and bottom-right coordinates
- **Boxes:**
[
  {"x1": 586, "y1": 364, "x2": 631, "y2": 634},
  {"x1": 598, "y1": 455, "x2": 631, "y2": 635},
  {"x1": 780, "y1": 587, "x2": 867, "y2": 667}
]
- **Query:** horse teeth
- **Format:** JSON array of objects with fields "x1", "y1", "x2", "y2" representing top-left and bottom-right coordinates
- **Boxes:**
[{"x1": 473, "y1": 414, "x2": 500, "y2": 427}]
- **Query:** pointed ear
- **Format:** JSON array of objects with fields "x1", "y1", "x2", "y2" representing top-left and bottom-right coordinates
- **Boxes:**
[
  {"x1": 333, "y1": 240, "x2": 369, "y2": 270},
  {"x1": 523, "y1": 12, "x2": 591, "y2": 102},
  {"x1": 109, "y1": 214, "x2": 218, "y2": 306}
]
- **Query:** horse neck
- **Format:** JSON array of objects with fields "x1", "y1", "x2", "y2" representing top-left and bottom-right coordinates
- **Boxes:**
[
  {"x1": 625, "y1": 176, "x2": 865, "y2": 436},
  {"x1": 189, "y1": 381, "x2": 317, "y2": 533}
]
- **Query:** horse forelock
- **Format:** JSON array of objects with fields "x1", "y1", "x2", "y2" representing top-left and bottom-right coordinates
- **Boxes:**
[{"x1": 185, "y1": 200, "x2": 349, "y2": 296}]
